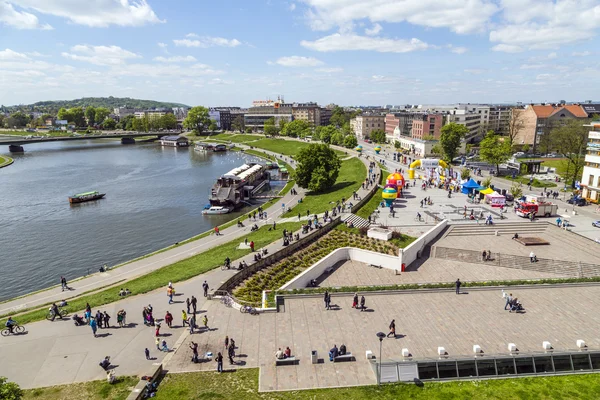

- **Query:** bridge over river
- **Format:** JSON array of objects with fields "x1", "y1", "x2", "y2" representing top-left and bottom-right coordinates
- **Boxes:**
[{"x1": 0, "y1": 132, "x2": 171, "y2": 152}]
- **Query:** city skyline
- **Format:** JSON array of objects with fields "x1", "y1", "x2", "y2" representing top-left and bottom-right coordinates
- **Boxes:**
[{"x1": 1, "y1": 0, "x2": 600, "y2": 106}]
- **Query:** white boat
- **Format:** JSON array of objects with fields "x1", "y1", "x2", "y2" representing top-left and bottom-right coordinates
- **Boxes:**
[{"x1": 202, "y1": 206, "x2": 231, "y2": 215}]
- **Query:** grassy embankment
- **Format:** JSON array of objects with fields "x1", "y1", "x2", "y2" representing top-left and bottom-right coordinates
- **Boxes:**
[
  {"x1": 23, "y1": 376, "x2": 138, "y2": 400},
  {"x1": 153, "y1": 368, "x2": 600, "y2": 400},
  {"x1": 0, "y1": 155, "x2": 14, "y2": 168}
]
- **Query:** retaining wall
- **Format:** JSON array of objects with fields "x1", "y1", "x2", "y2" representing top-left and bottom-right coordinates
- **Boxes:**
[{"x1": 399, "y1": 220, "x2": 448, "y2": 267}]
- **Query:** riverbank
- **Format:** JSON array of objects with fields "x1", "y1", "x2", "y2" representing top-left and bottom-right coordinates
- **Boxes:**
[{"x1": 0, "y1": 154, "x2": 13, "y2": 168}]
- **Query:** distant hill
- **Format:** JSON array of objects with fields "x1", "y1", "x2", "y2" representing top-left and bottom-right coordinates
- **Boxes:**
[{"x1": 3, "y1": 97, "x2": 189, "y2": 114}]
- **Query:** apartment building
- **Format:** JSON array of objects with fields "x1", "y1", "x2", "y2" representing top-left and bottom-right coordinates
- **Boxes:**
[
  {"x1": 411, "y1": 113, "x2": 443, "y2": 140},
  {"x1": 209, "y1": 109, "x2": 232, "y2": 130},
  {"x1": 511, "y1": 104, "x2": 588, "y2": 151},
  {"x1": 244, "y1": 104, "x2": 293, "y2": 131},
  {"x1": 134, "y1": 108, "x2": 173, "y2": 120},
  {"x1": 580, "y1": 121, "x2": 600, "y2": 202},
  {"x1": 350, "y1": 114, "x2": 385, "y2": 139},
  {"x1": 489, "y1": 106, "x2": 512, "y2": 135},
  {"x1": 113, "y1": 107, "x2": 136, "y2": 119},
  {"x1": 290, "y1": 102, "x2": 321, "y2": 126},
  {"x1": 385, "y1": 112, "x2": 415, "y2": 140}
]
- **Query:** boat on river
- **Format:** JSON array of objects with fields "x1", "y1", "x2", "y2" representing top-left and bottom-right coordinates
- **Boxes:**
[
  {"x1": 207, "y1": 163, "x2": 269, "y2": 211},
  {"x1": 201, "y1": 205, "x2": 231, "y2": 215},
  {"x1": 69, "y1": 191, "x2": 105, "y2": 204}
]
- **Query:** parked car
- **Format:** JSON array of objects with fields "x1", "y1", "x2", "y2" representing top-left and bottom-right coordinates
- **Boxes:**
[
  {"x1": 592, "y1": 221, "x2": 600, "y2": 228},
  {"x1": 567, "y1": 197, "x2": 587, "y2": 206},
  {"x1": 505, "y1": 194, "x2": 515, "y2": 206}
]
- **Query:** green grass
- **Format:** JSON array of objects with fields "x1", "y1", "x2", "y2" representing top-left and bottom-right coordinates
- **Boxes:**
[
  {"x1": 249, "y1": 138, "x2": 346, "y2": 158},
  {"x1": 0, "y1": 155, "x2": 14, "y2": 167},
  {"x1": 0, "y1": 222, "x2": 301, "y2": 326},
  {"x1": 203, "y1": 133, "x2": 264, "y2": 143},
  {"x1": 283, "y1": 157, "x2": 366, "y2": 217},
  {"x1": 502, "y1": 176, "x2": 557, "y2": 188},
  {"x1": 23, "y1": 376, "x2": 138, "y2": 400},
  {"x1": 154, "y1": 368, "x2": 600, "y2": 400}
]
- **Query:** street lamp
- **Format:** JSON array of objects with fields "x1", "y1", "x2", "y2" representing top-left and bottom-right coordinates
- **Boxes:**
[{"x1": 376, "y1": 331, "x2": 386, "y2": 385}]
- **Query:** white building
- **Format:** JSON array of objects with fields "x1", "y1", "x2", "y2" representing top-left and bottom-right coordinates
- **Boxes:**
[
  {"x1": 580, "y1": 122, "x2": 600, "y2": 202},
  {"x1": 349, "y1": 114, "x2": 385, "y2": 139}
]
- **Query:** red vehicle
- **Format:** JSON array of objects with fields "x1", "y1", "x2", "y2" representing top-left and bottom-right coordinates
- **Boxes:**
[{"x1": 515, "y1": 202, "x2": 558, "y2": 218}]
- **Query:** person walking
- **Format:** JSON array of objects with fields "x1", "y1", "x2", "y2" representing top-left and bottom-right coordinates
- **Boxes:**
[
  {"x1": 167, "y1": 286, "x2": 174, "y2": 304},
  {"x1": 530, "y1": 251, "x2": 537, "y2": 263},
  {"x1": 181, "y1": 310, "x2": 188, "y2": 327},
  {"x1": 155, "y1": 337, "x2": 161, "y2": 350},
  {"x1": 189, "y1": 314, "x2": 196, "y2": 334},
  {"x1": 145, "y1": 348, "x2": 150, "y2": 360},
  {"x1": 90, "y1": 318, "x2": 98, "y2": 337},
  {"x1": 190, "y1": 341, "x2": 199, "y2": 363},
  {"x1": 323, "y1": 290, "x2": 329, "y2": 309},
  {"x1": 50, "y1": 303, "x2": 63, "y2": 321},
  {"x1": 61, "y1": 276, "x2": 67, "y2": 291},
  {"x1": 352, "y1": 293, "x2": 358, "y2": 309},
  {"x1": 387, "y1": 320, "x2": 396, "y2": 338},
  {"x1": 165, "y1": 311, "x2": 173, "y2": 328},
  {"x1": 103, "y1": 311, "x2": 111, "y2": 328},
  {"x1": 250, "y1": 241, "x2": 255, "y2": 252},
  {"x1": 455, "y1": 279, "x2": 461, "y2": 295},
  {"x1": 117, "y1": 311, "x2": 124, "y2": 328},
  {"x1": 202, "y1": 315, "x2": 208, "y2": 330},
  {"x1": 228, "y1": 344, "x2": 235, "y2": 364},
  {"x1": 155, "y1": 322, "x2": 161, "y2": 337},
  {"x1": 214, "y1": 226, "x2": 220, "y2": 236},
  {"x1": 482, "y1": 250, "x2": 487, "y2": 262},
  {"x1": 186, "y1": 298, "x2": 191, "y2": 314},
  {"x1": 360, "y1": 295, "x2": 366, "y2": 311},
  {"x1": 191, "y1": 296, "x2": 197, "y2": 314},
  {"x1": 224, "y1": 336, "x2": 229, "y2": 349},
  {"x1": 216, "y1": 352, "x2": 223, "y2": 372},
  {"x1": 504, "y1": 292, "x2": 513, "y2": 310},
  {"x1": 203, "y1": 281, "x2": 209, "y2": 297}
]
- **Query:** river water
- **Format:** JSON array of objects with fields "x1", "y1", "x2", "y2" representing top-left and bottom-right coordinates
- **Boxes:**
[{"x1": 0, "y1": 139, "x2": 273, "y2": 301}]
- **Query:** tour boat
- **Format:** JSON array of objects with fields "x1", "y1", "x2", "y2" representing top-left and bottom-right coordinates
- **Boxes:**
[
  {"x1": 202, "y1": 205, "x2": 231, "y2": 215},
  {"x1": 69, "y1": 191, "x2": 106, "y2": 204}
]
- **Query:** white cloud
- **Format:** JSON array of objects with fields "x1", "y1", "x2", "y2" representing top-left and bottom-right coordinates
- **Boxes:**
[
  {"x1": 274, "y1": 56, "x2": 324, "y2": 67},
  {"x1": 300, "y1": 0, "x2": 498, "y2": 34},
  {"x1": 547, "y1": 52, "x2": 557, "y2": 59},
  {"x1": 572, "y1": 51, "x2": 591, "y2": 56},
  {"x1": 365, "y1": 23, "x2": 382, "y2": 36},
  {"x1": 464, "y1": 68, "x2": 486, "y2": 74},
  {"x1": 174, "y1": 37, "x2": 241, "y2": 48},
  {"x1": 520, "y1": 63, "x2": 546, "y2": 69},
  {"x1": 107, "y1": 63, "x2": 224, "y2": 78},
  {"x1": 153, "y1": 55, "x2": 197, "y2": 63},
  {"x1": 5, "y1": 0, "x2": 163, "y2": 27},
  {"x1": 0, "y1": 2, "x2": 52, "y2": 29},
  {"x1": 290, "y1": 3, "x2": 296, "y2": 11},
  {"x1": 157, "y1": 42, "x2": 168, "y2": 48},
  {"x1": 491, "y1": 43, "x2": 523, "y2": 53},
  {"x1": 449, "y1": 45, "x2": 468, "y2": 54},
  {"x1": 0, "y1": 48, "x2": 29, "y2": 60},
  {"x1": 186, "y1": 33, "x2": 199, "y2": 38},
  {"x1": 301, "y1": 33, "x2": 428, "y2": 53},
  {"x1": 536, "y1": 73, "x2": 556, "y2": 80},
  {"x1": 315, "y1": 67, "x2": 344, "y2": 73},
  {"x1": 490, "y1": 0, "x2": 600, "y2": 50},
  {"x1": 61, "y1": 44, "x2": 141, "y2": 66}
]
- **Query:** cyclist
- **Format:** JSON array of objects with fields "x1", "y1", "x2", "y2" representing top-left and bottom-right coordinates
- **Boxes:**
[
  {"x1": 416, "y1": 212, "x2": 422, "y2": 222},
  {"x1": 5, "y1": 317, "x2": 17, "y2": 334},
  {"x1": 50, "y1": 302, "x2": 62, "y2": 321}
]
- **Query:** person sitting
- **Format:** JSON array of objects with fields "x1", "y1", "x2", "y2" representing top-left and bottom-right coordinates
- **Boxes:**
[
  {"x1": 106, "y1": 370, "x2": 116, "y2": 384},
  {"x1": 275, "y1": 348, "x2": 285, "y2": 360},
  {"x1": 284, "y1": 347, "x2": 291, "y2": 358},
  {"x1": 161, "y1": 340, "x2": 169, "y2": 352},
  {"x1": 262, "y1": 248, "x2": 268, "y2": 256},
  {"x1": 529, "y1": 251, "x2": 537, "y2": 263},
  {"x1": 99, "y1": 356, "x2": 111, "y2": 370},
  {"x1": 283, "y1": 238, "x2": 289, "y2": 246},
  {"x1": 329, "y1": 345, "x2": 339, "y2": 361},
  {"x1": 124, "y1": 288, "x2": 131, "y2": 295},
  {"x1": 73, "y1": 314, "x2": 85, "y2": 326},
  {"x1": 512, "y1": 233, "x2": 519, "y2": 240},
  {"x1": 339, "y1": 344, "x2": 347, "y2": 356},
  {"x1": 119, "y1": 288, "x2": 126, "y2": 297},
  {"x1": 237, "y1": 219, "x2": 243, "y2": 227},
  {"x1": 58, "y1": 299, "x2": 68, "y2": 307},
  {"x1": 145, "y1": 378, "x2": 157, "y2": 395}
]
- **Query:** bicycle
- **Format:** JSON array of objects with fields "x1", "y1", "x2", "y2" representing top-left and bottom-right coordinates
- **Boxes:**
[
  {"x1": 240, "y1": 305, "x2": 258, "y2": 315},
  {"x1": 46, "y1": 308, "x2": 69, "y2": 320},
  {"x1": 1, "y1": 325, "x2": 25, "y2": 336},
  {"x1": 220, "y1": 296, "x2": 233, "y2": 307}
]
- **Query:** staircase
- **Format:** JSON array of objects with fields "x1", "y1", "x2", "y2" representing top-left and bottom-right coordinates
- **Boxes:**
[
  {"x1": 341, "y1": 213, "x2": 371, "y2": 229},
  {"x1": 445, "y1": 222, "x2": 548, "y2": 237},
  {"x1": 431, "y1": 246, "x2": 600, "y2": 278}
]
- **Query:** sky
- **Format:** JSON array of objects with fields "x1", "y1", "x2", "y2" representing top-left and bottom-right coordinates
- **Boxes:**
[{"x1": 1, "y1": 0, "x2": 600, "y2": 107}]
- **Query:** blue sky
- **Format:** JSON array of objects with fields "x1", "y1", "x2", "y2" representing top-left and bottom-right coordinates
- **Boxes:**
[{"x1": 1, "y1": 0, "x2": 599, "y2": 107}]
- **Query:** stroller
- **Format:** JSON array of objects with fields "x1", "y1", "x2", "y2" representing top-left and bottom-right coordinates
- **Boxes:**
[
  {"x1": 509, "y1": 299, "x2": 525, "y2": 313},
  {"x1": 73, "y1": 314, "x2": 85, "y2": 326}
]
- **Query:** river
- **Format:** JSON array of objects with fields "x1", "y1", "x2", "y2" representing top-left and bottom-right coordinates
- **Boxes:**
[{"x1": 0, "y1": 139, "x2": 275, "y2": 301}]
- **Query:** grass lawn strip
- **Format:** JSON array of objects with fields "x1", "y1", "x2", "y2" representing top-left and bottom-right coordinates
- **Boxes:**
[
  {"x1": 153, "y1": 368, "x2": 600, "y2": 400},
  {"x1": 500, "y1": 176, "x2": 557, "y2": 188},
  {"x1": 249, "y1": 138, "x2": 347, "y2": 157},
  {"x1": 0, "y1": 154, "x2": 14, "y2": 168},
  {"x1": 202, "y1": 133, "x2": 264, "y2": 143},
  {"x1": 0, "y1": 222, "x2": 301, "y2": 327},
  {"x1": 23, "y1": 376, "x2": 138, "y2": 400}
]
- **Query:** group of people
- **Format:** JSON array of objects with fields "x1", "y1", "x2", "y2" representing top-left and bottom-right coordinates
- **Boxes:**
[
  {"x1": 503, "y1": 291, "x2": 525, "y2": 313},
  {"x1": 351, "y1": 293, "x2": 366, "y2": 311},
  {"x1": 328, "y1": 344, "x2": 348, "y2": 361},
  {"x1": 118, "y1": 288, "x2": 131, "y2": 297},
  {"x1": 275, "y1": 346, "x2": 292, "y2": 360},
  {"x1": 481, "y1": 249, "x2": 493, "y2": 262}
]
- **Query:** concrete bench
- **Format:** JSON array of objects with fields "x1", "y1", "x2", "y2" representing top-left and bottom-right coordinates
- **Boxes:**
[
  {"x1": 275, "y1": 356, "x2": 297, "y2": 366},
  {"x1": 333, "y1": 352, "x2": 354, "y2": 362},
  {"x1": 126, "y1": 363, "x2": 162, "y2": 400},
  {"x1": 324, "y1": 266, "x2": 334, "y2": 274}
]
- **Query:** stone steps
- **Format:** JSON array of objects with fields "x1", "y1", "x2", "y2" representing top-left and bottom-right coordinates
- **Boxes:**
[
  {"x1": 446, "y1": 222, "x2": 548, "y2": 236},
  {"x1": 341, "y1": 213, "x2": 371, "y2": 229}
]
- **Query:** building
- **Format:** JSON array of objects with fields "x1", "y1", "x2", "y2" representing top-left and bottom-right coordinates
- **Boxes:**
[
  {"x1": 160, "y1": 135, "x2": 189, "y2": 147},
  {"x1": 385, "y1": 112, "x2": 416, "y2": 140},
  {"x1": 113, "y1": 107, "x2": 136, "y2": 119},
  {"x1": 582, "y1": 104, "x2": 600, "y2": 117},
  {"x1": 489, "y1": 105, "x2": 512, "y2": 135},
  {"x1": 320, "y1": 107, "x2": 332, "y2": 126},
  {"x1": 289, "y1": 102, "x2": 321, "y2": 126},
  {"x1": 208, "y1": 110, "x2": 222, "y2": 129},
  {"x1": 244, "y1": 103, "x2": 293, "y2": 131},
  {"x1": 208, "y1": 109, "x2": 232, "y2": 131},
  {"x1": 511, "y1": 104, "x2": 588, "y2": 151},
  {"x1": 135, "y1": 108, "x2": 173, "y2": 121},
  {"x1": 349, "y1": 114, "x2": 385, "y2": 139},
  {"x1": 411, "y1": 113, "x2": 443, "y2": 140},
  {"x1": 172, "y1": 107, "x2": 188, "y2": 122},
  {"x1": 580, "y1": 121, "x2": 600, "y2": 202}
]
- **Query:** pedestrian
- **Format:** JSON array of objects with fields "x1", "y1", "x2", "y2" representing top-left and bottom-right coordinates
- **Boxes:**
[
  {"x1": 191, "y1": 296, "x2": 197, "y2": 314},
  {"x1": 224, "y1": 335, "x2": 229, "y2": 349},
  {"x1": 203, "y1": 280, "x2": 209, "y2": 297},
  {"x1": 95, "y1": 310, "x2": 103, "y2": 328},
  {"x1": 352, "y1": 293, "x2": 358, "y2": 309},
  {"x1": 50, "y1": 303, "x2": 62, "y2": 321},
  {"x1": 455, "y1": 278, "x2": 461, "y2": 294},
  {"x1": 182, "y1": 310, "x2": 188, "y2": 326},
  {"x1": 167, "y1": 287, "x2": 174, "y2": 304},
  {"x1": 387, "y1": 320, "x2": 396, "y2": 338},
  {"x1": 161, "y1": 340, "x2": 169, "y2": 352},
  {"x1": 216, "y1": 352, "x2": 223, "y2": 372},
  {"x1": 504, "y1": 292, "x2": 513, "y2": 310},
  {"x1": 155, "y1": 337, "x2": 160, "y2": 350},
  {"x1": 145, "y1": 348, "x2": 150, "y2": 360},
  {"x1": 117, "y1": 311, "x2": 124, "y2": 328},
  {"x1": 298, "y1": 212, "x2": 301, "y2": 221},
  {"x1": 530, "y1": 251, "x2": 537, "y2": 263},
  {"x1": 103, "y1": 311, "x2": 111, "y2": 328},
  {"x1": 61, "y1": 276, "x2": 67, "y2": 291},
  {"x1": 360, "y1": 295, "x2": 366, "y2": 311},
  {"x1": 165, "y1": 311, "x2": 173, "y2": 328},
  {"x1": 228, "y1": 344, "x2": 235, "y2": 364},
  {"x1": 482, "y1": 250, "x2": 487, "y2": 262},
  {"x1": 155, "y1": 322, "x2": 161, "y2": 337},
  {"x1": 120, "y1": 309, "x2": 127, "y2": 326},
  {"x1": 190, "y1": 341, "x2": 199, "y2": 363},
  {"x1": 323, "y1": 290, "x2": 329, "y2": 309},
  {"x1": 202, "y1": 315, "x2": 208, "y2": 330},
  {"x1": 186, "y1": 298, "x2": 191, "y2": 314},
  {"x1": 90, "y1": 318, "x2": 98, "y2": 337},
  {"x1": 214, "y1": 226, "x2": 220, "y2": 236},
  {"x1": 189, "y1": 314, "x2": 196, "y2": 334}
]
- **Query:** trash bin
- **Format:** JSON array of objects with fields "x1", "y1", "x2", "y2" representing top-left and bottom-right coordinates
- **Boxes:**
[{"x1": 311, "y1": 350, "x2": 318, "y2": 364}]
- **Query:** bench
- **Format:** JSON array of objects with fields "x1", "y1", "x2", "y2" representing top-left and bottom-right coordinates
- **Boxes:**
[
  {"x1": 275, "y1": 356, "x2": 297, "y2": 366},
  {"x1": 333, "y1": 352, "x2": 354, "y2": 362},
  {"x1": 324, "y1": 266, "x2": 334, "y2": 274}
]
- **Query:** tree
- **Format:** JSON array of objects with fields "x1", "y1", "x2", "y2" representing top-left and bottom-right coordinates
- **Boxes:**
[
  {"x1": 439, "y1": 122, "x2": 468, "y2": 162},
  {"x1": 460, "y1": 168, "x2": 471, "y2": 180},
  {"x1": 551, "y1": 119, "x2": 589, "y2": 188},
  {"x1": 343, "y1": 134, "x2": 358, "y2": 148},
  {"x1": 102, "y1": 117, "x2": 116, "y2": 130},
  {"x1": 264, "y1": 117, "x2": 278, "y2": 136},
  {"x1": 329, "y1": 106, "x2": 357, "y2": 128},
  {"x1": 70, "y1": 107, "x2": 85, "y2": 127},
  {"x1": 183, "y1": 106, "x2": 211, "y2": 134},
  {"x1": 94, "y1": 107, "x2": 111, "y2": 125},
  {"x1": 57, "y1": 107, "x2": 73, "y2": 122},
  {"x1": 281, "y1": 119, "x2": 311, "y2": 138},
  {"x1": 522, "y1": 144, "x2": 530, "y2": 153},
  {"x1": 479, "y1": 130, "x2": 512, "y2": 174},
  {"x1": 131, "y1": 117, "x2": 145, "y2": 132},
  {"x1": 209, "y1": 120, "x2": 218, "y2": 132},
  {"x1": 431, "y1": 144, "x2": 443, "y2": 156},
  {"x1": 245, "y1": 126, "x2": 253, "y2": 133},
  {"x1": 510, "y1": 182, "x2": 523, "y2": 199},
  {"x1": 119, "y1": 114, "x2": 135, "y2": 130},
  {"x1": 481, "y1": 176, "x2": 493, "y2": 188},
  {"x1": 506, "y1": 108, "x2": 526, "y2": 147},
  {"x1": 85, "y1": 106, "x2": 96, "y2": 126},
  {"x1": 370, "y1": 129, "x2": 387, "y2": 144},
  {"x1": 330, "y1": 131, "x2": 344, "y2": 145},
  {"x1": 340, "y1": 122, "x2": 354, "y2": 137},
  {"x1": 232, "y1": 115, "x2": 244, "y2": 132},
  {"x1": 394, "y1": 140, "x2": 401, "y2": 149},
  {"x1": 0, "y1": 376, "x2": 23, "y2": 400},
  {"x1": 159, "y1": 113, "x2": 178, "y2": 130},
  {"x1": 318, "y1": 125, "x2": 337, "y2": 143},
  {"x1": 295, "y1": 143, "x2": 341, "y2": 192},
  {"x1": 278, "y1": 118, "x2": 287, "y2": 133},
  {"x1": 9, "y1": 111, "x2": 30, "y2": 127}
]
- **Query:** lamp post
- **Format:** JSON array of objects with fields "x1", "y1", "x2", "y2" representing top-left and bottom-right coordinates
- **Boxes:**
[{"x1": 376, "y1": 331, "x2": 386, "y2": 385}]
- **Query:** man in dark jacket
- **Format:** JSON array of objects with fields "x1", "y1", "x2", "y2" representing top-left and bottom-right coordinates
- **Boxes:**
[
  {"x1": 329, "y1": 345, "x2": 339, "y2": 361},
  {"x1": 455, "y1": 279, "x2": 461, "y2": 295}
]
